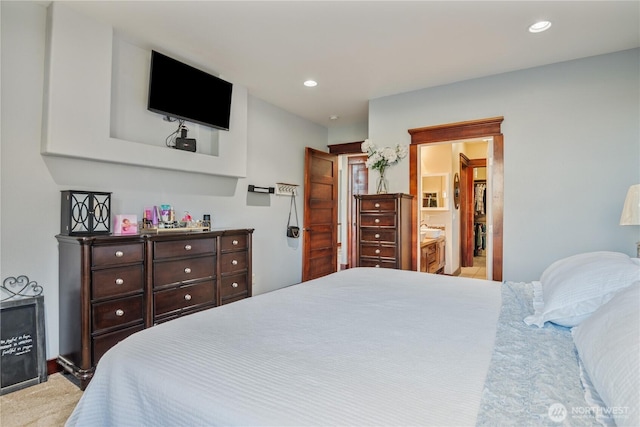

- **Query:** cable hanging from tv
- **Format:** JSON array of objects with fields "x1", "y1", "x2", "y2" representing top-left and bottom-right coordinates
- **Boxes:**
[
  {"x1": 164, "y1": 119, "x2": 197, "y2": 152},
  {"x1": 165, "y1": 119, "x2": 184, "y2": 147}
]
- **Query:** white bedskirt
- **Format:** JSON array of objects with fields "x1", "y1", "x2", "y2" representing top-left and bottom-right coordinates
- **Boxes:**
[{"x1": 67, "y1": 267, "x2": 502, "y2": 426}]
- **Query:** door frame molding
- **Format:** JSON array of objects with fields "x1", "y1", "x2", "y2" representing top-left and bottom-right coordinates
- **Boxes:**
[
  {"x1": 408, "y1": 116, "x2": 504, "y2": 281},
  {"x1": 460, "y1": 154, "x2": 487, "y2": 268}
]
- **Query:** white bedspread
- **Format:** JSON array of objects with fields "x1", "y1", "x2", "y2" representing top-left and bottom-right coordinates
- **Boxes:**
[{"x1": 66, "y1": 267, "x2": 502, "y2": 426}]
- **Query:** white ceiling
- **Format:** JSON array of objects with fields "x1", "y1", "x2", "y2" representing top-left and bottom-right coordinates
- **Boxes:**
[{"x1": 59, "y1": 1, "x2": 639, "y2": 128}]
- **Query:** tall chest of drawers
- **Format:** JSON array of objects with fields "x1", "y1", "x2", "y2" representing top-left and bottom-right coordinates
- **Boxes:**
[
  {"x1": 57, "y1": 228, "x2": 253, "y2": 388},
  {"x1": 355, "y1": 193, "x2": 414, "y2": 270}
]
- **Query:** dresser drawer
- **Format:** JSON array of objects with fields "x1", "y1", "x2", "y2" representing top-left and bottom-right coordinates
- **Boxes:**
[
  {"x1": 360, "y1": 229, "x2": 396, "y2": 243},
  {"x1": 220, "y1": 251, "x2": 248, "y2": 274},
  {"x1": 360, "y1": 244, "x2": 397, "y2": 258},
  {"x1": 220, "y1": 234, "x2": 248, "y2": 252},
  {"x1": 154, "y1": 280, "x2": 215, "y2": 317},
  {"x1": 153, "y1": 255, "x2": 215, "y2": 287},
  {"x1": 92, "y1": 324, "x2": 144, "y2": 364},
  {"x1": 154, "y1": 238, "x2": 215, "y2": 260},
  {"x1": 359, "y1": 214, "x2": 396, "y2": 227},
  {"x1": 220, "y1": 272, "x2": 248, "y2": 301},
  {"x1": 92, "y1": 265, "x2": 143, "y2": 300},
  {"x1": 92, "y1": 295, "x2": 144, "y2": 333},
  {"x1": 92, "y1": 243, "x2": 143, "y2": 267},
  {"x1": 360, "y1": 199, "x2": 397, "y2": 212},
  {"x1": 358, "y1": 258, "x2": 397, "y2": 269}
]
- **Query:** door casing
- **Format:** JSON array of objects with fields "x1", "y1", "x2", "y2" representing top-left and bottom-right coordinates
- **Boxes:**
[{"x1": 409, "y1": 117, "x2": 504, "y2": 281}]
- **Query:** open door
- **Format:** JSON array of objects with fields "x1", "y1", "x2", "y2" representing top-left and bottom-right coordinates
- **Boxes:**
[
  {"x1": 302, "y1": 147, "x2": 338, "y2": 282},
  {"x1": 347, "y1": 155, "x2": 368, "y2": 269}
]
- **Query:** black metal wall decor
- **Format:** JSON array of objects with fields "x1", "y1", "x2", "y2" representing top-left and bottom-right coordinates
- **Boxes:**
[
  {"x1": 60, "y1": 190, "x2": 111, "y2": 235},
  {"x1": 1, "y1": 276, "x2": 43, "y2": 302},
  {"x1": 1, "y1": 276, "x2": 47, "y2": 395}
]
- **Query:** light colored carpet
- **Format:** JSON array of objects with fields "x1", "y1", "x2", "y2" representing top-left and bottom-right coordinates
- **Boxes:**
[{"x1": 0, "y1": 373, "x2": 82, "y2": 427}]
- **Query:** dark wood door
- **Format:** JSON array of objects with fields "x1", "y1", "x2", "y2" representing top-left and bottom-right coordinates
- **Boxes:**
[
  {"x1": 302, "y1": 148, "x2": 338, "y2": 281},
  {"x1": 348, "y1": 156, "x2": 368, "y2": 268}
]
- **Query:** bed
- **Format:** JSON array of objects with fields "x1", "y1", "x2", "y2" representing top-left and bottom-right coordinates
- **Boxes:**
[{"x1": 66, "y1": 253, "x2": 639, "y2": 427}]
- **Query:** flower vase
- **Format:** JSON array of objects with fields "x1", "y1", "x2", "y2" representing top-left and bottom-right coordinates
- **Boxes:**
[{"x1": 376, "y1": 168, "x2": 389, "y2": 194}]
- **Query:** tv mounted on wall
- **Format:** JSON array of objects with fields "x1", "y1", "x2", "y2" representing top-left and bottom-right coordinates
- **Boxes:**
[{"x1": 148, "y1": 51, "x2": 233, "y2": 131}]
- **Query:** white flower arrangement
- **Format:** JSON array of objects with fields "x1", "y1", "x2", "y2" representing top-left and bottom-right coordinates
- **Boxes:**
[{"x1": 361, "y1": 139, "x2": 408, "y2": 172}]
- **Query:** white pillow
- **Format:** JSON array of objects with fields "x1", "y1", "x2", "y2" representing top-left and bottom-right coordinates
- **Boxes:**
[
  {"x1": 572, "y1": 282, "x2": 640, "y2": 427},
  {"x1": 524, "y1": 251, "x2": 640, "y2": 327}
]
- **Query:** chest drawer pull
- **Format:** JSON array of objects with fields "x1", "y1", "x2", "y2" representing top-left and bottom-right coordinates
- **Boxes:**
[
  {"x1": 375, "y1": 249, "x2": 381, "y2": 254},
  {"x1": 231, "y1": 260, "x2": 238, "y2": 265},
  {"x1": 232, "y1": 240, "x2": 239, "y2": 245},
  {"x1": 375, "y1": 233, "x2": 380, "y2": 239},
  {"x1": 375, "y1": 264, "x2": 380, "y2": 268},
  {"x1": 374, "y1": 218, "x2": 380, "y2": 224},
  {"x1": 374, "y1": 203, "x2": 380, "y2": 208},
  {"x1": 115, "y1": 309, "x2": 125, "y2": 317},
  {"x1": 184, "y1": 244, "x2": 192, "y2": 251},
  {"x1": 115, "y1": 278, "x2": 124, "y2": 285},
  {"x1": 115, "y1": 250, "x2": 124, "y2": 258},
  {"x1": 231, "y1": 282, "x2": 239, "y2": 288},
  {"x1": 184, "y1": 294, "x2": 192, "y2": 301},
  {"x1": 184, "y1": 267, "x2": 192, "y2": 274}
]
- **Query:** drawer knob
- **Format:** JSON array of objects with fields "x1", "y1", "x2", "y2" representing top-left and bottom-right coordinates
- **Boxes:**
[
  {"x1": 374, "y1": 203, "x2": 380, "y2": 208},
  {"x1": 231, "y1": 260, "x2": 238, "y2": 265},
  {"x1": 184, "y1": 244, "x2": 192, "y2": 251},
  {"x1": 115, "y1": 309, "x2": 124, "y2": 317},
  {"x1": 375, "y1": 234, "x2": 380, "y2": 239},
  {"x1": 374, "y1": 218, "x2": 380, "y2": 224},
  {"x1": 375, "y1": 249, "x2": 381, "y2": 254},
  {"x1": 115, "y1": 278, "x2": 124, "y2": 285},
  {"x1": 232, "y1": 240, "x2": 239, "y2": 245},
  {"x1": 232, "y1": 282, "x2": 239, "y2": 288},
  {"x1": 184, "y1": 294, "x2": 192, "y2": 301},
  {"x1": 375, "y1": 264, "x2": 380, "y2": 268},
  {"x1": 115, "y1": 250, "x2": 124, "y2": 257},
  {"x1": 184, "y1": 267, "x2": 192, "y2": 274}
]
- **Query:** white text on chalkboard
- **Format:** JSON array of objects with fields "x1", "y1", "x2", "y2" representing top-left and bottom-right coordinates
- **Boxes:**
[{"x1": 1, "y1": 334, "x2": 34, "y2": 356}]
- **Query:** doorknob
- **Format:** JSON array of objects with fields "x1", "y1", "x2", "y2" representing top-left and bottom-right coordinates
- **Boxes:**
[{"x1": 303, "y1": 228, "x2": 311, "y2": 232}]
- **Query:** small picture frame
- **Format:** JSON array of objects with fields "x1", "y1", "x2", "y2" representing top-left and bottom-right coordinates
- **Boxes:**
[{"x1": 113, "y1": 214, "x2": 138, "y2": 235}]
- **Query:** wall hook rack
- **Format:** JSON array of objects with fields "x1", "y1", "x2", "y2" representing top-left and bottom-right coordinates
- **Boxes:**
[
  {"x1": 275, "y1": 183, "x2": 299, "y2": 196},
  {"x1": 247, "y1": 185, "x2": 275, "y2": 194}
]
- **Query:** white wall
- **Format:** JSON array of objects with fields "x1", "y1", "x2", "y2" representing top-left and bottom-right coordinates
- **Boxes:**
[
  {"x1": 369, "y1": 48, "x2": 640, "y2": 281},
  {"x1": 42, "y1": 3, "x2": 248, "y2": 177},
  {"x1": 1, "y1": 2, "x2": 327, "y2": 359}
]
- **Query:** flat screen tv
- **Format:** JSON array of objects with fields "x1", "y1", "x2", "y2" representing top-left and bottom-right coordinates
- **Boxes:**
[{"x1": 148, "y1": 50, "x2": 233, "y2": 131}]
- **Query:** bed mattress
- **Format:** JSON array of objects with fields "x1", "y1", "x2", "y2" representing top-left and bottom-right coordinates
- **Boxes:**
[{"x1": 66, "y1": 267, "x2": 502, "y2": 426}]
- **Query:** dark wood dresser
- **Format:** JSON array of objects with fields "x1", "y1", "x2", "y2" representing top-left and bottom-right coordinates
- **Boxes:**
[
  {"x1": 355, "y1": 193, "x2": 414, "y2": 270},
  {"x1": 56, "y1": 228, "x2": 253, "y2": 388}
]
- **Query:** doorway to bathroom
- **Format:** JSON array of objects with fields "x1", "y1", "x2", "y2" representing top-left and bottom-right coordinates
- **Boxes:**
[
  {"x1": 418, "y1": 140, "x2": 491, "y2": 279},
  {"x1": 409, "y1": 116, "x2": 504, "y2": 282}
]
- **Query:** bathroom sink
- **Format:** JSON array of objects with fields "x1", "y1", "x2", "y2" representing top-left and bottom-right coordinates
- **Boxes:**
[{"x1": 421, "y1": 228, "x2": 443, "y2": 239}]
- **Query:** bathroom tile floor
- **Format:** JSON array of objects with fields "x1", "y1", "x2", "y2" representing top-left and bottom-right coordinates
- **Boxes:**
[{"x1": 459, "y1": 255, "x2": 487, "y2": 279}]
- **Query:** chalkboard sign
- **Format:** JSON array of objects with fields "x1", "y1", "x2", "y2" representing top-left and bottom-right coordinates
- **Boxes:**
[{"x1": 1, "y1": 296, "x2": 47, "y2": 395}]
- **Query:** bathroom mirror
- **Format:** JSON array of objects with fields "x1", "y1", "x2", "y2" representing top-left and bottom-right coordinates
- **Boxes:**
[
  {"x1": 421, "y1": 173, "x2": 449, "y2": 210},
  {"x1": 453, "y1": 173, "x2": 460, "y2": 209}
]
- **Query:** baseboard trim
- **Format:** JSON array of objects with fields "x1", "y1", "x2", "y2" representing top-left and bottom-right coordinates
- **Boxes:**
[{"x1": 47, "y1": 358, "x2": 62, "y2": 375}]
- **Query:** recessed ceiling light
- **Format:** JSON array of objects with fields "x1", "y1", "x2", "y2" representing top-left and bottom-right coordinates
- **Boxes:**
[
  {"x1": 529, "y1": 20, "x2": 552, "y2": 33},
  {"x1": 330, "y1": 115, "x2": 339, "y2": 120},
  {"x1": 304, "y1": 80, "x2": 318, "y2": 87}
]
